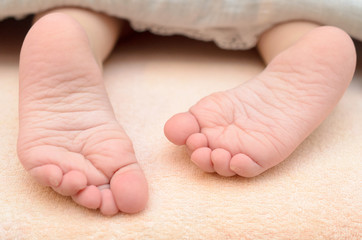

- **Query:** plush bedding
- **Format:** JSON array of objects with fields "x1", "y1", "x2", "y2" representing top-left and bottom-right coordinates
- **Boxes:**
[{"x1": 0, "y1": 0, "x2": 362, "y2": 50}]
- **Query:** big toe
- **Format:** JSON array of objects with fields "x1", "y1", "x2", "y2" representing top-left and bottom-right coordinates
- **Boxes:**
[
  {"x1": 110, "y1": 163, "x2": 148, "y2": 214},
  {"x1": 164, "y1": 112, "x2": 200, "y2": 145}
]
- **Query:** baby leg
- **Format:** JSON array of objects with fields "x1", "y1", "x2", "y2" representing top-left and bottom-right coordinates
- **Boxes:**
[
  {"x1": 18, "y1": 7, "x2": 148, "y2": 215},
  {"x1": 164, "y1": 21, "x2": 356, "y2": 177}
]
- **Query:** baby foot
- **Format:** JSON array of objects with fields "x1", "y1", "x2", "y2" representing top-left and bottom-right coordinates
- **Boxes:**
[
  {"x1": 165, "y1": 27, "x2": 356, "y2": 177},
  {"x1": 18, "y1": 13, "x2": 148, "y2": 215}
]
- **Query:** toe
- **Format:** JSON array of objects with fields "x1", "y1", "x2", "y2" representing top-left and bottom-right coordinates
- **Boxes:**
[
  {"x1": 110, "y1": 163, "x2": 148, "y2": 214},
  {"x1": 190, "y1": 147, "x2": 214, "y2": 173},
  {"x1": 100, "y1": 188, "x2": 119, "y2": 216},
  {"x1": 164, "y1": 112, "x2": 200, "y2": 145},
  {"x1": 28, "y1": 164, "x2": 63, "y2": 187},
  {"x1": 229, "y1": 153, "x2": 264, "y2": 178},
  {"x1": 53, "y1": 170, "x2": 87, "y2": 196},
  {"x1": 211, "y1": 149, "x2": 235, "y2": 177},
  {"x1": 186, "y1": 133, "x2": 208, "y2": 152},
  {"x1": 72, "y1": 185, "x2": 102, "y2": 209}
]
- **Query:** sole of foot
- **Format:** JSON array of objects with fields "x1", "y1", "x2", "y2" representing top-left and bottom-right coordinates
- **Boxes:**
[
  {"x1": 18, "y1": 13, "x2": 148, "y2": 215},
  {"x1": 165, "y1": 26, "x2": 356, "y2": 177}
]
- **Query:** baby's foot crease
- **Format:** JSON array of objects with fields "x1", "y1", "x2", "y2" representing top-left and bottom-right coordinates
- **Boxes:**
[
  {"x1": 18, "y1": 13, "x2": 148, "y2": 215},
  {"x1": 165, "y1": 26, "x2": 356, "y2": 178}
]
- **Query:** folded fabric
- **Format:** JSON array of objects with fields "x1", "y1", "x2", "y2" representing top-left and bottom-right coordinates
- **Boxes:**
[{"x1": 0, "y1": 0, "x2": 362, "y2": 50}]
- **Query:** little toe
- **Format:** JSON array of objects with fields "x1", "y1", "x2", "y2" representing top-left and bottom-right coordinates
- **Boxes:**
[
  {"x1": 29, "y1": 164, "x2": 63, "y2": 187},
  {"x1": 72, "y1": 185, "x2": 102, "y2": 210},
  {"x1": 100, "y1": 188, "x2": 119, "y2": 216},
  {"x1": 110, "y1": 163, "x2": 148, "y2": 214},
  {"x1": 53, "y1": 170, "x2": 87, "y2": 196},
  {"x1": 211, "y1": 149, "x2": 235, "y2": 177},
  {"x1": 190, "y1": 147, "x2": 214, "y2": 173},
  {"x1": 229, "y1": 154, "x2": 264, "y2": 178},
  {"x1": 186, "y1": 133, "x2": 208, "y2": 153},
  {"x1": 164, "y1": 112, "x2": 200, "y2": 145}
]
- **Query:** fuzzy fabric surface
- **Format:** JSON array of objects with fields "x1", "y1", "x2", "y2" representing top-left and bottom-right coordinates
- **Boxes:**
[
  {"x1": 0, "y1": 0, "x2": 362, "y2": 50},
  {"x1": 0, "y1": 18, "x2": 361, "y2": 239}
]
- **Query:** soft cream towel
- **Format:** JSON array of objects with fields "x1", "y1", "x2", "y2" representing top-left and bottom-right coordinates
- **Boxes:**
[{"x1": 0, "y1": 18, "x2": 361, "y2": 239}]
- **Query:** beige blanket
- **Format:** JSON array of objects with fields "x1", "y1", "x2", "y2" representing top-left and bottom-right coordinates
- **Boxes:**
[{"x1": 0, "y1": 18, "x2": 361, "y2": 239}]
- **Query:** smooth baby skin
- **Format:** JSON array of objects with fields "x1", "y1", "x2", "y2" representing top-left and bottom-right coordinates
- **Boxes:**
[
  {"x1": 165, "y1": 26, "x2": 356, "y2": 177},
  {"x1": 18, "y1": 12, "x2": 148, "y2": 216}
]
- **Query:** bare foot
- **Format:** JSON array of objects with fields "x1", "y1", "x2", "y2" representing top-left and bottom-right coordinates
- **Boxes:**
[
  {"x1": 18, "y1": 13, "x2": 148, "y2": 215},
  {"x1": 164, "y1": 27, "x2": 356, "y2": 177}
]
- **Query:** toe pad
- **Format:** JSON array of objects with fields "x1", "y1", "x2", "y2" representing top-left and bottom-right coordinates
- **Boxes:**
[{"x1": 164, "y1": 112, "x2": 200, "y2": 145}]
